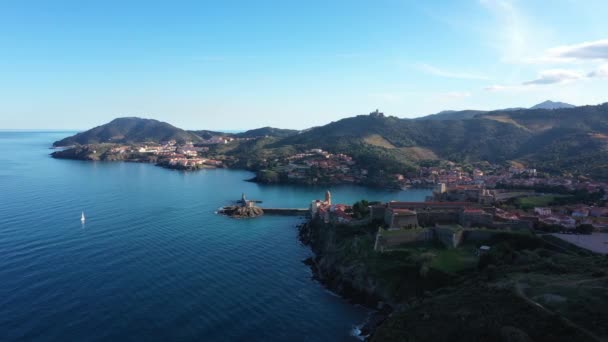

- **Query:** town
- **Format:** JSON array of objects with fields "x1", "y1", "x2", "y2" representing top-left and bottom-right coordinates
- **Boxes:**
[{"x1": 306, "y1": 182, "x2": 608, "y2": 255}]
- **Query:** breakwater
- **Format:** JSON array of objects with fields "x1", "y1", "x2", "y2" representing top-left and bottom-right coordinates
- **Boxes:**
[{"x1": 263, "y1": 208, "x2": 309, "y2": 216}]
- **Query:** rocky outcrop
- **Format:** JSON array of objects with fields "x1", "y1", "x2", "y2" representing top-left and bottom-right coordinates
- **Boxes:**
[{"x1": 219, "y1": 205, "x2": 264, "y2": 218}]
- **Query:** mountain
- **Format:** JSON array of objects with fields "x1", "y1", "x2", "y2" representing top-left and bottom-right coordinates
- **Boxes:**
[
  {"x1": 54, "y1": 103, "x2": 608, "y2": 180},
  {"x1": 53, "y1": 117, "x2": 203, "y2": 146},
  {"x1": 415, "y1": 110, "x2": 487, "y2": 121},
  {"x1": 415, "y1": 107, "x2": 526, "y2": 121},
  {"x1": 190, "y1": 129, "x2": 233, "y2": 140},
  {"x1": 191, "y1": 127, "x2": 298, "y2": 140},
  {"x1": 530, "y1": 100, "x2": 576, "y2": 110},
  {"x1": 229, "y1": 104, "x2": 608, "y2": 179},
  {"x1": 234, "y1": 127, "x2": 299, "y2": 139},
  {"x1": 416, "y1": 100, "x2": 575, "y2": 121}
]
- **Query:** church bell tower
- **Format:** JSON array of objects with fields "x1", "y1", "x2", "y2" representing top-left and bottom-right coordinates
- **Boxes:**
[{"x1": 325, "y1": 190, "x2": 331, "y2": 205}]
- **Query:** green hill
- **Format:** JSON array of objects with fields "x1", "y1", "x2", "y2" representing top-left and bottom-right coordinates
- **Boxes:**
[
  {"x1": 53, "y1": 103, "x2": 608, "y2": 180},
  {"x1": 234, "y1": 127, "x2": 298, "y2": 139},
  {"x1": 224, "y1": 104, "x2": 608, "y2": 179},
  {"x1": 415, "y1": 100, "x2": 576, "y2": 121},
  {"x1": 53, "y1": 117, "x2": 203, "y2": 146}
]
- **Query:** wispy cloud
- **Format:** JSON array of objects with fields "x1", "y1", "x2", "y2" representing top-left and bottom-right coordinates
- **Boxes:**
[
  {"x1": 416, "y1": 63, "x2": 489, "y2": 80},
  {"x1": 526, "y1": 39, "x2": 608, "y2": 64},
  {"x1": 546, "y1": 39, "x2": 608, "y2": 61},
  {"x1": 523, "y1": 69, "x2": 584, "y2": 85},
  {"x1": 588, "y1": 64, "x2": 608, "y2": 78},
  {"x1": 478, "y1": 0, "x2": 548, "y2": 64},
  {"x1": 485, "y1": 65, "x2": 607, "y2": 91}
]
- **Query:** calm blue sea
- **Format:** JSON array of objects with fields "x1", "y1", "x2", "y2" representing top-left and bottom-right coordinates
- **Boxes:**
[{"x1": 0, "y1": 132, "x2": 430, "y2": 341}]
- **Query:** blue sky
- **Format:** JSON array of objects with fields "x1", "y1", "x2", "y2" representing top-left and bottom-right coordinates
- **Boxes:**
[{"x1": 1, "y1": 0, "x2": 607, "y2": 130}]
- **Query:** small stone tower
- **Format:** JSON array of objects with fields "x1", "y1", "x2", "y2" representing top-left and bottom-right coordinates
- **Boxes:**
[{"x1": 325, "y1": 190, "x2": 332, "y2": 206}]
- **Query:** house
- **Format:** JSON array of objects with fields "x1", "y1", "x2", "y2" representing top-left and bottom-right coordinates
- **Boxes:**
[
  {"x1": 571, "y1": 208, "x2": 590, "y2": 218},
  {"x1": 534, "y1": 207, "x2": 552, "y2": 216},
  {"x1": 589, "y1": 207, "x2": 608, "y2": 217}
]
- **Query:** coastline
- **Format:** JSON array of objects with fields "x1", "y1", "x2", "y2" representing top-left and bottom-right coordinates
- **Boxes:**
[
  {"x1": 296, "y1": 219, "x2": 417, "y2": 340},
  {"x1": 51, "y1": 151, "x2": 429, "y2": 189}
]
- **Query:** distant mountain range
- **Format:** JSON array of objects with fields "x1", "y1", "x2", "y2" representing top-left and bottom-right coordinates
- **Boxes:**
[
  {"x1": 530, "y1": 100, "x2": 576, "y2": 110},
  {"x1": 53, "y1": 101, "x2": 608, "y2": 180},
  {"x1": 417, "y1": 100, "x2": 576, "y2": 121}
]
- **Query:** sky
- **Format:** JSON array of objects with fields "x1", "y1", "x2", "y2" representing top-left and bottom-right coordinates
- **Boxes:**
[{"x1": 1, "y1": 0, "x2": 607, "y2": 130}]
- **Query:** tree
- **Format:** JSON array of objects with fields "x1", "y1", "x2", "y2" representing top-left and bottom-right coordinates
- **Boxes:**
[
  {"x1": 576, "y1": 224, "x2": 594, "y2": 235},
  {"x1": 352, "y1": 200, "x2": 370, "y2": 219}
]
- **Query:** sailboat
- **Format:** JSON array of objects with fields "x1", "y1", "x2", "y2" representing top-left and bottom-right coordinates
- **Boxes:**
[{"x1": 81, "y1": 211, "x2": 86, "y2": 223}]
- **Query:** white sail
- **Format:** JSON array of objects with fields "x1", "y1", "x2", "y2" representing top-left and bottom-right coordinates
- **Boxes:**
[{"x1": 81, "y1": 211, "x2": 86, "y2": 222}]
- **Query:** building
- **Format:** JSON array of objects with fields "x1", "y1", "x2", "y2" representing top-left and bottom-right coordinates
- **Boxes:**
[
  {"x1": 371, "y1": 201, "x2": 493, "y2": 228},
  {"x1": 534, "y1": 207, "x2": 552, "y2": 216},
  {"x1": 384, "y1": 208, "x2": 418, "y2": 229},
  {"x1": 460, "y1": 208, "x2": 493, "y2": 228},
  {"x1": 310, "y1": 190, "x2": 332, "y2": 219}
]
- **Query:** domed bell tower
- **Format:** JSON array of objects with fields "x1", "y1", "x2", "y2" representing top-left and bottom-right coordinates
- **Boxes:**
[{"x1": 325, "y1": 190, "x2": 331, "y2": 205}]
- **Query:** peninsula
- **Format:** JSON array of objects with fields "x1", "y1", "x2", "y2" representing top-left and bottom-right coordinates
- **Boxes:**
[
  {"x1": 52, "y1": 102, "x2": 608, "y2": 188},
  {"x1": 299, "y1": 187, "x2": 608, "y2": 341}
]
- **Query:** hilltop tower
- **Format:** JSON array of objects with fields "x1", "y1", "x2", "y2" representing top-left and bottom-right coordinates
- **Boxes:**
[{"x1": 325, "y1": 190, "x2": 332, "y2": 205}]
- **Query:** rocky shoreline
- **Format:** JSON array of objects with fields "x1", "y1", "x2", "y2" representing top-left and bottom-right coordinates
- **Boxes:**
[
  {"x1": 297, "y1": 220, "x2": 393, "y2": 340},
  {"x1": 297, "y1": 217, "x2": 608, "y2": 341},
  {"x1": 218, "y1": 205, "x2": 264, "y2": 218}
]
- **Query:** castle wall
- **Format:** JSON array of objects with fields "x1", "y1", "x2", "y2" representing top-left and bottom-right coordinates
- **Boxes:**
[{"x1": 374, "y1": 228, "x2": 434, "y2": 251}]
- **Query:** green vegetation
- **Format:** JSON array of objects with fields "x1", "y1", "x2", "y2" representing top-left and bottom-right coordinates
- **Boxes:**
[
  {"x1": 224, "y1": 103, "x2": 608, "y2": 181},
  {"x1": 371, "y1": 230, "x2": 608, "y2": 341},
  {"x1": 53, "y1": 117, "x2": 204, "y2": 146},
  {"x1": 352, "y1": 199, "x2": 380, "y2": 219},
  {"x1": 303, "y1": 218, "x2": 608, "y2": 340},
  {"x1": 53, "y1": 103, "x2": 608, "y2": 182},
  {"x1": 429, "y1": 247, "x2": 477, "y2": 274},
  {"x1": 233, "y1": 127, "x2": 298, "y2": 139},
  {"x1": 516, "y1": 195, "x2": 562, "y2": 209}
]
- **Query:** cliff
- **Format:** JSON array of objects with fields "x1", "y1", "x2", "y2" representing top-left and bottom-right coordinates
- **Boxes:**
[
  {"x1": 299, "y1": 219, "x2": 608, "y2": 341},
  {"x1": 298, "y1": 219, "x2": 455, "y2": 336}
]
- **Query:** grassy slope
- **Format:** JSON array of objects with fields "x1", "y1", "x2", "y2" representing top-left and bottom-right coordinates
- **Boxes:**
[
  {"x1": 371, "y1": 234, "x2": 608, "y2": 341},
  {"x1": 306, "y1": 219, "x2": 608, "y2": 341}
]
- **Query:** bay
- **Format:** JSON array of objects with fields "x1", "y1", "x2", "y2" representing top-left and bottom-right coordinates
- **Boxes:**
[{"x1": 0, "y1": 132, "x2": 430, "y2": 341}]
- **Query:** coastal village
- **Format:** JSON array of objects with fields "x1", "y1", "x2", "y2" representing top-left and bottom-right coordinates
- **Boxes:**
[
  {"x1": 60, "y1": 134, "x2": 608, "y2": 245},
  {"x1": 304, "y1": 182, "x2": 608, "y2": 255},
  {"x1": 67, "y1": 139, "x2": 227, "y2": 170},
  {"x1": 49, "y1": 119, "x2": 608, "y2": 340}
]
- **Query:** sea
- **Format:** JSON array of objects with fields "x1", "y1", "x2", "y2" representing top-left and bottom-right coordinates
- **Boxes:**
[{"x1": 0, "y1": 131, "x2": 430, "y2": 341}]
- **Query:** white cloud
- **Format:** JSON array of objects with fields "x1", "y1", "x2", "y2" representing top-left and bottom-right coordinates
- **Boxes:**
[
  {"x1": 588, "y1": 64, "x2": 608, "y2": 78},
  {"x1": 485, "y1": 69, "x2": 583, "y2": 91},
  {"x1": 546, "y1": 39, "x2": 608, "y2": 61},
  {"x1": 478, "y1": 0, "x2": 548, "y2": 64},
  {"x1": 416, "y1": 63, "x2": 489, "y2": 80},
  {"x1": 523, "y1": 69, "x2": 584, "y2": 85},
  {"x1": 485, "y1": 84, "x2": 512, "y2": 91},
  {"x1": 487, "y1": 65, "x2": 606, "y2": 91}
]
